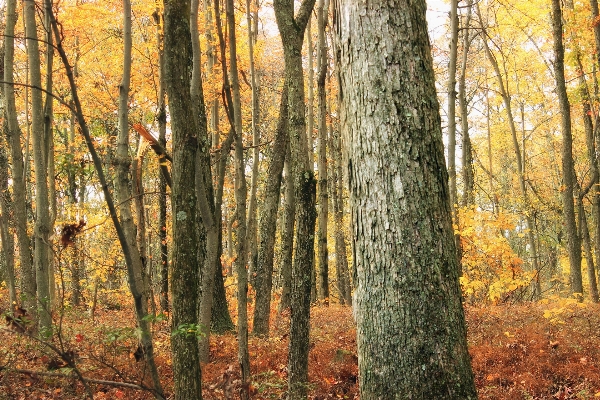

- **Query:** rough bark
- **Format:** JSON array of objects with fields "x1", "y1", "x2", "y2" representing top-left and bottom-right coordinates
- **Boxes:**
[
  {"x1": 253, "y1": 85, "x2": 289, "y2": 336},
  {"x1": 336, "y1": 1, "x2": 478, "y2": 398},
  {"x1": 551, "y1": 0, "x2": 583, "y2": 296},
  {"x1": 163, "y1": 0, "x2": 203, "y2": 397},
  {"x1": 190, "y1": 0, "x2": 218, "y2": 364},
  {"x1": 273, "y1": 0, "x2": 317, "y2": 397}
]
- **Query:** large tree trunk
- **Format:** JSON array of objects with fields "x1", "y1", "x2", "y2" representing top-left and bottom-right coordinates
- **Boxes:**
[
  {"x1": 253, "y1": 85, "x2": 289, "y2": 336},
  {"x1": 163, "y1": 0, "x2": 203, "y2": 397},
  {"x1": 25, "y1": 0, "x2": 52, "y2": 334},
  {"x1": 551, "y1": 0, "x2": 583, "y2": 296},
  {"x1": 336, "y1": 1, "x2": 478, "y2": 398},
  {"x1": 273, "y1": 0, "x2": 317, "y2": 397}
]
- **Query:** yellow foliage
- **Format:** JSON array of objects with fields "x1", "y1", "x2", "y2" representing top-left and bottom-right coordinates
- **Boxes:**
[{"x1": 458, "y1": 207, "x2": 534, "y2": 303}]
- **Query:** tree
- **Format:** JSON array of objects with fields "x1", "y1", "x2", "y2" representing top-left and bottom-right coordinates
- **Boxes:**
[
  {"x1": 316, "y1": 0, "x2": 329, "y2": 304},
  {"x1": 551, "y1": 0, "x2": 583, "y2": 297},
  {"x1": 4, "y1": 0, "x2": 34, "y2": 314},
  {"x1": 25, "y1": 0, "x2": 52, "y2": 333},
  {"x1": 273, "y1": 0, "x2": 317, "y2": 397},
  {"x1": 336, "y1": 1, "x2": 478, "y2": 398},
  {"x1": 163, "y1": 0, "x2": 202, "y2": 397},
  {"x1": 253, "y1": 85, "x2": 288, "y2": 336}
]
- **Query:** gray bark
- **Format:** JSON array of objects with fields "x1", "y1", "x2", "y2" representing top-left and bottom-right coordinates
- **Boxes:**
[
  {"x1": 0, "y1": 126, "x2": 17, "y2": 308},
  {"x1": 551, "y1": 0, "x2": 583, "y2": 296},
  {"x1": 163, "y1": 0, "x2": 203, "y2": 397},
  {"x1": 25, "y1": 0, "x2": 52, "y2": 334},
  {"x1": 277, "y1": 153, "x2": 295, "y2": 313},
  {"x1": 336, "y1": 1, "x2": 477, "y2": 398},
  {"x1": 273, "y1": 0, "x2": 317, "y2": 397},
  {"x1": 316, "y1": 0, "x2": 330, "y2": 304},
  {"x1": 253, "y1": 85, "x2": 289, "y2": 336},
  {"x1": 458, "y1": 0, "x2": 474, "y2": 207},
  {"x1": 226, "y1": 0, "x2": 251, "y2": 393}
]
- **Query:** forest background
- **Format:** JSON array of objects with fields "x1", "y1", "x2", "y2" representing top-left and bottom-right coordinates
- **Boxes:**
[{"x1": 1, "y1": 0, "x2": 600, "y2": 399}]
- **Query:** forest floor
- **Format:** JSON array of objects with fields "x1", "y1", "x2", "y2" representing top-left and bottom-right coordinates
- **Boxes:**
[{"x1": 1, "y1": 292, "x2": 600, "y2": 399}]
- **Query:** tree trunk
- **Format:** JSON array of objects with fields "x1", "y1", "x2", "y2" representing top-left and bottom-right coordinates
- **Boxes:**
[
  {"x1": 253, "y1": 85, "x2": 289, "y2": 336},
  {"x1": 551, "y1": 0, "x2": 583, "y2": 296},
  {"x1": 115, "y1": 2, "x2": 164, "y2": 396},
  {"x1": 458, "y1": 0, "x2": 474, "y2": 208},
  {"x1": 278, "y1": 152, "x2": 295, "y2": 313},
  {"x1": 153, "y1": 7, "x2": 169, "y2": 313},
  {"x1": 25, "y1": 0, "x2": 52, "y2": 334},
  {"x1": 163, "y1": 0, "x2": 203, "y2": 397},
  {"x1": 316, "y1": 0, "x2": 329, "y2": 304},
  {"x1": 226, "y1": 0, "x2": 251, "y2": 393},
  {"x1": 245, "y1": 0, "x2": 261, "y2": 289},
  {"x1": 273, "y1": 0, "x2": 317, "y2": 397},
  {"x1": 329, "y1": 113, "x2": 351, "y2": 306},
  {"x1": 575, "y1": 53, "x2": 599, "y2": 302},
  {"x1": 43, "y1": 0, "x2": 57, "y2": 309},
  {"x1": 0, "y1": 127, "x2": 17, "y2": 308},
  {"x1": 336, "y1": 1, "x2": 478, "y2": 398},
  {"x1": 49, "y1": 9, "x2": 165, "y2": 399}
]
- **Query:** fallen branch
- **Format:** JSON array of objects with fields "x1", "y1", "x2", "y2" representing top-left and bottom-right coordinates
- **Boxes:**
[{"x1": 0, "y1": 366, "x2": 153, "y2": 392}]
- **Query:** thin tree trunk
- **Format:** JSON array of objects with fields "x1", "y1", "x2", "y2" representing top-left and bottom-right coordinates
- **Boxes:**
[
  {"x1": 153, "y1": 8, "x2": 169, "y2": 313},
  {"x1": 478, "y1": 4, "x2": 541, "y2": 296},
  {"x1": 551, "y1": 0, "x2": 583, "y2": 296},
  {"x1": 273, "y1": 0, "x2": 317, "y2": 397},
  {"x1": 253, "y1": 85, "x2": 289, "y2": 336},
  {"x1": 245, "y1": 0, "x2": 260, "y2": 289},
  {"x1": 0, "y1": 128, "x2": 17, "y2": 308},
  {"x1": 458, "y1": 0, "x2": 474, "y2": 208},
  {"x1": 43, "y1": 0, "x2": 57, "y2": 309},
  {"x1": 278, "y1": 152, "x2": 295, "y2": 313},
  {"x1": 226, "y1": 0, "x2": 251, "y2": 393},
  {"x1": 25, "y1": 0, "x2": 52, "y2": 334},
  {"x1": 316, "y1": 0, "x2": 329, "y2": 304},
  {"x1": 163, "y1": 0, "x2": 203, "y2": 397},
  {"x1": 49, "y1": 8, "x2": 165, "y2": 398},
  {"x1": 114, "y1": 1, "x2": 164, "y2": 396}
]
